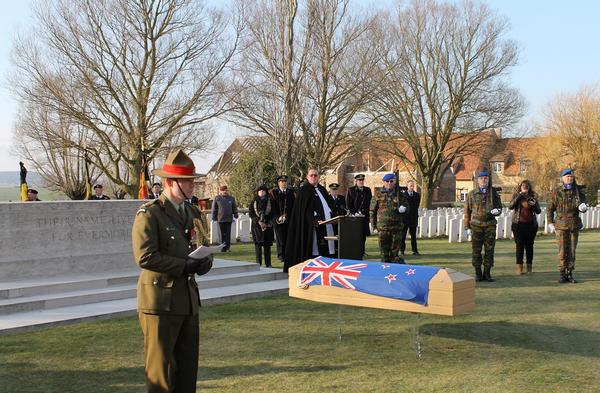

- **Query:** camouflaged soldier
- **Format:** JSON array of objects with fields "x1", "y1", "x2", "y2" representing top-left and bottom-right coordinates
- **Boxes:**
[
  {"x1": 132, "y1": 149, "x2": 212, "y2": 393},
  {"x1": 547, "y1": 168, "x2": 588, "y2": 283},
  {"x1": 370, "y1": 173, "x2": 409, "y2": 263},
  {"x1": 464, "y1": 171, "x2": 502, "y2": 282}
]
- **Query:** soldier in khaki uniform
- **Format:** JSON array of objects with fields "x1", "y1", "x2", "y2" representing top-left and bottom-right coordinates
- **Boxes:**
[
  {"x1": 547, "y1": 168, "x2": 588, "y2": 283},
  {"x1": 132, "y1": 149, "x2": 213, "y2": 393},
  {"x1": 370, "y1": 173, "x2": 409, "y2": 263},
  {"x1": 464, "y1": 171, "x2": 502, "y2": 282}
]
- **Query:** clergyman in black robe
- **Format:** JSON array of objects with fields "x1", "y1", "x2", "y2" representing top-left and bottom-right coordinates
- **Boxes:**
[{"x1": 284, "y1": 169, "x2": 336, "y2": 273}]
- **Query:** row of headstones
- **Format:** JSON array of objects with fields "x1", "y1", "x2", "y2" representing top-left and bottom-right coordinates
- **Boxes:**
[
  {"x1": 446, "y1": 207, "x2": 600, "y2": 243},
  {"x1": 204, "y1": 207, "x2": 600, "y2": 245}
]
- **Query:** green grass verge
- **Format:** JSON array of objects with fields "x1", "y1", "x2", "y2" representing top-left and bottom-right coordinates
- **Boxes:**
[{"x1": 1, "y1": 232, "x2": 600, "y2": 392}]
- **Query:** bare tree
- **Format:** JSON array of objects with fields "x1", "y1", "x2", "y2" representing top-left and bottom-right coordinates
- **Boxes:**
[
  {"x1": 530, "y1": 84, "x2": 600, "y2": 202},
  {"x1": 226, "y1": 0, "x2": 308, "y2": 178},
  {"x1": 370, "y1": 0, "x2": 524, "y2": 207},
  {"x1": 11, "y1": 0, "x2": 238, "y2": 196},
  {"x1": 13, "y1": 94, "x2": 101, "y2": 199},
  {"x1": 297, "y1": 0, "x2": 380, "y2": 173},
  {"x1": 227, "y1": 0, "x2": 378, "y2": 178}
]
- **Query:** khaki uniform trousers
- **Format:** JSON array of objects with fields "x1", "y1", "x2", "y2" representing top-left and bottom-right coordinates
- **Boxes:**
[
  {"x1": 555, "y1": 229, "x2": 579, "y2": 272},
  {"x1": 139, "y1": 312, "x2": 199, "y2": 393}
]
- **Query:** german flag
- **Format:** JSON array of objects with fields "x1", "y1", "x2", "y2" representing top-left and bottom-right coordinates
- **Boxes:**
[{"x1": 19, "y1": 162, "x2": 28, "y2": 201}]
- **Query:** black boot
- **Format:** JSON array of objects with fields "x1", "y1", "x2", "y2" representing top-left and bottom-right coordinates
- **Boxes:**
[
  {"x1": 483, "y1": 266, "x2": 495, "y2": 282},
  {"x1": 558, "y1": 270, "x2": 569, "y2": 283},
  {"x1": 566, "y1": 269, "x2": 577, "y2": 283},
  {"x1": 254, "y1": 244, "x2": 262, "y2": 266},
  {"x1": 474, "y1": 266, "x2": 483, "y2": 282}
]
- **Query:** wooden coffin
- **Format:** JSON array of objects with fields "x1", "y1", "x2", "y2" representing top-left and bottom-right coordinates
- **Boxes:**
[{"x1": 288, "y1": 261, "x2": 475, "y2": 316}]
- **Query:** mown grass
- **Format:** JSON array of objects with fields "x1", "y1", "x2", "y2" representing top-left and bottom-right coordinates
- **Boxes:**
[{"x1": 1, "y1": 232, "x2": 599, "y2": 392}]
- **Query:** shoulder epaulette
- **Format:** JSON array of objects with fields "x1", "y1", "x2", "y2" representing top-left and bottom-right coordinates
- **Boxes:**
[{"x1": 136, "y1": 199, "x2": 160, "y2": 215}]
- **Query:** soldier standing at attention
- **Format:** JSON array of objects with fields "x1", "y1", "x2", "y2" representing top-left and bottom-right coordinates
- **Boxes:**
[
  {"x1": 328, "y1": 183, "x2": 347, "y2": 216},
  {"x1": 547, "y1": 168, "x2": 588, "y2": 283},
  {"x1": 346, "y1": 174, "x2": 372, "y2": 257},
  {"x1": 464, "y1": 171, "x2": 502, "y2": 282},
  {"x1": 370, "y1": 173, "x2": 408, "y2": 263},
  {"x1": 132, "y1": 149, "x2": 213, "y2": 393},
  {"x1": 91, "y1": 184, "x2": 111, "y2": 200}
]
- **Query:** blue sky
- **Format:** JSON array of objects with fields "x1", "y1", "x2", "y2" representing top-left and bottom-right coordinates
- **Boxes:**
[{"x1": 0, "y1": 0, "x2": 599, "y2": 172}]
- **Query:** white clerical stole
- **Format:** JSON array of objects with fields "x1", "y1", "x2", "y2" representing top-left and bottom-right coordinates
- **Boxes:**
[{"x1": 312, "y1": 187, "x2": 335, "y2": 256}]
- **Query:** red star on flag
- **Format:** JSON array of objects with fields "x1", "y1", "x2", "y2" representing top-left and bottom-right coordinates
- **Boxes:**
[
  {"x1": 381, "y1": 264, "x2": 391, "y2": 269},
  {"x1": 385, "y1": 273, "x2": 397, "y2": 283},
  {"x1": 405, "y1": 268, "x2": 416, "y2": 276}
]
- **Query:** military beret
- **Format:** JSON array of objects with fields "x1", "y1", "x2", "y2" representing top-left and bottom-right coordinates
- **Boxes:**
[
  {"x1": 27, "y1": 189, "x2": 39, "y2": 194},
  {"x1": 277, "y1": 175, "x2": 288, "y2": 182},
  {"x1": 477, "y1": 171, "x2": 489, "y2": 178},
  {"x1": 328, "y1": 183, "x2": 340, "y2": 189},
  {"x1": 93, "y1": 184, "x2": 103, "y2": 189},
  {"x1": 354, "y1": 174, "x2": 365, "y2": 180},
  {"x1": 560, "y1": 168, "x2": 573, "y2": 176},
  {"x1": 382, "y1": 173, "x2": 395, "y2": 181}
]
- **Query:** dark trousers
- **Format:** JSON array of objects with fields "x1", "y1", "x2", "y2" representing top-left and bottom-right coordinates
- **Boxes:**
[
  {"x1": 360, "y1": 217, "x2": 369, "y2": 255},
  {"x1": 254, "y1": 243, "x2": 272, "y2": 267},
  {"x1": 400, "y1": 225, "x2": 418, "y2": 254},
  {"x1": 512, "y1": 222, "x2": 537, "y2": 264},
  {"x1": 218, "y1": 222, "x2": 232, "y2": 250},
  {"x1": 274, "y1": 223, "x2": 288, "y2": 261},
  {"x1": 139, "y1": 312, "x2": 199, "y2": 393}
]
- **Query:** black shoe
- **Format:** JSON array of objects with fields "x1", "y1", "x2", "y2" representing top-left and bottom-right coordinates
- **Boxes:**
[
  {"x1": 567, "y1": 271, "x2": 577, "y2": 283},
  {"x1": 413, "y1": 251, "x2": 420, "y2": 255},
  {"x1": 558, "y1": 274, "x2": 569, "y2": 283},
  {"x1": 396, "y1": 256, "x2": 406, "y2": 264},
  {"x1": 474, "y1": 266, "x2": 483, "y2": 282},
  {"x1": 483, "y1": 267, "x2": 495, "y2": 282}
]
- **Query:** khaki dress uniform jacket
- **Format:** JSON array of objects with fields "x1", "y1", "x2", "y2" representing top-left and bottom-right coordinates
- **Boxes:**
[{"x1": 132, "y1": 194, "x2": 207, "y2": 393}]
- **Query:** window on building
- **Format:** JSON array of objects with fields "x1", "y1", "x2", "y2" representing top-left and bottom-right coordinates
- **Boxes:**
[
  {"x1": 460, "y1": 191, "x2": 468, "y2": 202},
  {"x1": 520, "y1": 160, "x2": 531, "y2": 174},
  {"x1": 492, "y1": 161, "x2": 504, "y2": 173}
]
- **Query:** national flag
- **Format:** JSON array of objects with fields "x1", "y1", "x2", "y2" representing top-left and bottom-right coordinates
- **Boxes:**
[
  {"x1": 19, "y1": 162, "x2": 28, "y2": 201},
  {"x1": 137, "y1": 154, "x2": 149, "y2": 199},
  {"x1": 84, "y1": 151, "x2": 92, "y2": 200},
  {"x1": 299, "y1": 257, "x2": 440, "y2": 305}
]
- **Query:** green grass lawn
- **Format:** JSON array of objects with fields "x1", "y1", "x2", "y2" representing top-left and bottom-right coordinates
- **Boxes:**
[{"x1": 1, "y1": 232, "x2": 600, "y2": 392}]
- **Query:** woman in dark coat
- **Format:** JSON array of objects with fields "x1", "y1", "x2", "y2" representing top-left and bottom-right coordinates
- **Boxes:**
[
  {"x1": 249, "y1": 185, "x2": 275, "y2": 267},
  {"x1": 509, "y1": 180, "x2": 541, "y2": 275}
]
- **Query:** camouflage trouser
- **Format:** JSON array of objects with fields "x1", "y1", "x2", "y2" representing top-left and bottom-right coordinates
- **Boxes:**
[
  {"x1": 555, "y1": 229, "x2": 579, "y2": 272},
  {"x1": 471, "y1": 225, "x2": 496, "y2": 268},
  {"x1": 378, "y1": 228, "x2": 402, "y2": 263}
]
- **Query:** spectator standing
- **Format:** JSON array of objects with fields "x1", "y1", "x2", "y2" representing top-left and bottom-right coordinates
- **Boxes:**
[
  {"x1": 91, "y1": 184, "x2": 111, "y2": 200},
  {"x1": 270, "y1": 175, "x2": 295, "y2": 262},
  {"x1": 249, "y1": 185, "x2": 274, "y2": 267},
  {"x1": 400, "y1": 180, "x2": 420, "y2": 256},
  {"x1": 149, "y1": 182, "x2": 162, "y2": 199},
  {"x1": 25, "y1": 189, "x2": 41, "y2": 201},
  {"x1": 211, "y1": 185, "x2": 238, "y2": 252},
  {"x1": 509, "y1": 180, "x2": 541, "y2": 275}
]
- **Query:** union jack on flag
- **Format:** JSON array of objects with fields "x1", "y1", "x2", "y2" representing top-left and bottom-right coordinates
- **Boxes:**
[
  {"x1": 298, "y1": 257, "x2": 441, "y2": 305},
  {"x1": 299, "y1": 258, "x2": 368, "y2": 289}
]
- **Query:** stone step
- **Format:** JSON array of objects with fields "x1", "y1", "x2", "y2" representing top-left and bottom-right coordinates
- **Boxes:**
[
  {"x1": 0, "y1": 279, "x2": 289, "y2": 334},
  {"x1": 0, "y1": 268, "x2": 285, "y2": 315},
  {"x1": 0, "y1": 259, "x2": 259, "y2": 300}
]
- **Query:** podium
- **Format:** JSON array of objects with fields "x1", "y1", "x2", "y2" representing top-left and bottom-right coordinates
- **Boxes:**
[{"x1": 321, "y1": 215, "x2": 364, "y2": 260}]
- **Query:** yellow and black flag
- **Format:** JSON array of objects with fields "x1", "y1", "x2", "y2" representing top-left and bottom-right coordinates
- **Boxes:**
[
  {"x1": 84, "y1": 151, "x2": 92, "y2": 200},
  {"x1": 19, "y1": 161, "x2": 28, "y2": 201},
  {"x1": 137, "y1": 154, "x2": 149, "y2": 199}
]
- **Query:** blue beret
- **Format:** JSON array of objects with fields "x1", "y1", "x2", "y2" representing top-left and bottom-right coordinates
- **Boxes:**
[
  {"x1": 382, "y1": 173, "x2": 395, "y2": 181},
  {"x1": 560, "y1": 168, "x2": 573, "y2": 176},
  {"x1": 477, "y1": 171, "x2": 489, "y2": 178}
]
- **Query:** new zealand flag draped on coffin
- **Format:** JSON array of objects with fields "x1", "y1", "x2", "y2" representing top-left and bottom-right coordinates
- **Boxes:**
[{"x1": 298, "y1": 257, "x2": 440, "y2": 305}]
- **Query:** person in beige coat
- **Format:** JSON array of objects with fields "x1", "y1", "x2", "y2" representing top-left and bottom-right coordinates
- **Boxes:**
[{"x1": 132, "y1": 149, "x2": 212, "y2": 393}]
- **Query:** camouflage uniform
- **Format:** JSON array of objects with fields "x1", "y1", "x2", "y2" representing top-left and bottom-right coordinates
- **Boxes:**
[
  {"x1": 370, "y1": 187, "x2": 408, "y2": 263},
  {"x1": 464, "y1": 188, "x2": 502, "y2": 275},
  {"x1": 547, "y1": 185, "x2": 586, "y2": 278}
]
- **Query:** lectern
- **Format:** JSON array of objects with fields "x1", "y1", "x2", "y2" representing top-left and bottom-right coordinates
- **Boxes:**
[{"x1": 321, "y1": 215, "x2": 364, "y2": 260}]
